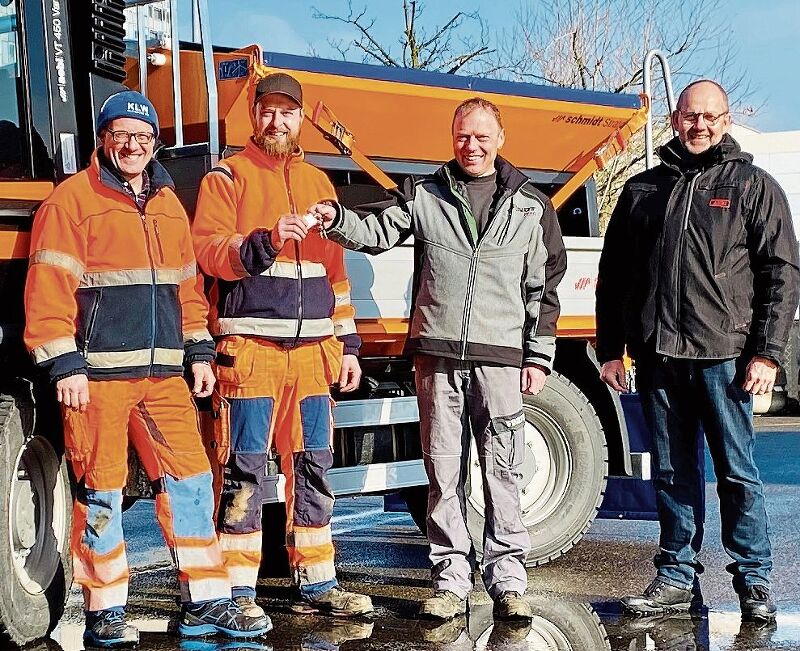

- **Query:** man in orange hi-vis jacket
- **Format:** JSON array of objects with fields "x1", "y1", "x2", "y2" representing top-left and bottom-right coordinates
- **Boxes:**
[
  {"x1": 24, "y1": 90, "x2": 271, "y2": 648},
  {"x1": 192, "y1": 73, "x2": 372, "y2": 618}
]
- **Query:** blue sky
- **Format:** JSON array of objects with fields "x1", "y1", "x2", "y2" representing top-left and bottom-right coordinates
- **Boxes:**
[{"x1": 182, "y1": 0, "x2": 800, "y2": 132}]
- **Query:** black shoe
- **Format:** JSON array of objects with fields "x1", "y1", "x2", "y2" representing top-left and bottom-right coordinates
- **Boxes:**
[
  {"x1": 179, "y1": 598, "x2": 273, "y2": 639},
  {"x1": 732, "y1": 619, "x2": 777, "y2": 650},
  {"x1": 83, "y1": 609, "x2": 139, "y2": 648},
  {"x1": 739, "y1": 585, "x2": 777, "y2": 623},
  {"x1": 621, "y1": 578, "x2": 693, "y2": 617},
  {"x1": 622, "y1": 613, "x2": 701, "y2": 651}
]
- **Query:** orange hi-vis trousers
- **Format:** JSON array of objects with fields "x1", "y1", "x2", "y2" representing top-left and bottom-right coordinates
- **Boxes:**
[
  {"x1": 211, "y1": 335, "x2": 342, "y2": 599},
  {"x1": 62, "y1": 376, "x2": 231, "y2": 611}
]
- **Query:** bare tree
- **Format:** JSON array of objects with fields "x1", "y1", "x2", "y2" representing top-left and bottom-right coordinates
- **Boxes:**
[
  {"x1": 311, "y1": 0, "x2": 755, "y2": 230},
  {"x1": 312, "y1": 1, "x2": 496, "y2": 74},
  {"x1": 493, "y1": 0, "x2": 755, "y2": 228}
]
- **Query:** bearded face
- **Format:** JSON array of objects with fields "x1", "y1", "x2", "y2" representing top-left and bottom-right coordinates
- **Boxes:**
[
  {"x1": 252, "y1": 95, "x2": 303, "y2": 158},
  {"x1": 252, "y1": 126, "x2": 300, "y2": 158}
]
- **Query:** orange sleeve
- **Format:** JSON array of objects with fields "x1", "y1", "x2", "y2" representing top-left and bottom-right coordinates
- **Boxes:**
[
  {"x1": 320, "y1": 175, "x2": 360, "y2": 355},
  {"x1": 175, "y1": 200, "x2": 215, "y2": 362},
  {"x1": 192, "y1": 164, "x2": 250, "y2": 281},
  {"x1": 24, "y1": 199, "x2": 88, "y2": 379}
]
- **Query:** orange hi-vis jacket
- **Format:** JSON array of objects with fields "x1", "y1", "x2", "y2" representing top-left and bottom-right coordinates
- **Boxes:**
[
  {"x1": 24, "y1": 151, "x2": 215, "y2": 382},
  {"x1": 192, "y1": 140, "x2": 360, "y2": 355}
]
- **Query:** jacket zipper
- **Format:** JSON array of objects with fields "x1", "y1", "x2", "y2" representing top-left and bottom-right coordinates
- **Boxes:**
[
  {"x1": 140, "y1": 212, "x2": 158, "y2": 370},
  {"x1": 461, "y1": 190, "x2": 514, "y2": 359},
  {"x1": 283, "y1": 163, "x2": 303, "y2": 344},
  {"x1": 673, "y1": 173, "x2": 699, "y2": 354},
  {"x1": 153, "y1": 218, "x2": 166, "y2": 264},
  {"x1": 449, "y1": 176, "x2": 516, "y2": 360},
  {"x1": 82, "y1": 291, "x2": 102, "y2": 358}
]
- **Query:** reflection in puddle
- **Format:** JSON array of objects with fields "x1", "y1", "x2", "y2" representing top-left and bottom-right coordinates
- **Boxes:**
[{"x1": 44, "y1": 599, "x2": 800, "y2": 650}]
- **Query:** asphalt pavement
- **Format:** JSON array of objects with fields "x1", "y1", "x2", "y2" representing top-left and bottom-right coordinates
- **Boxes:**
[{"x1": 42, "y1": 425, "x2": 800, "y2": 651}]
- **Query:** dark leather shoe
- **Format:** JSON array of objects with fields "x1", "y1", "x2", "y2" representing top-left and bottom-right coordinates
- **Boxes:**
[
  {"x1": 621, "y1": 578, "x2": 693, "y2": 616},
  {"x1": 739, "y1": 585, "x2": 777, "y2": 623}
]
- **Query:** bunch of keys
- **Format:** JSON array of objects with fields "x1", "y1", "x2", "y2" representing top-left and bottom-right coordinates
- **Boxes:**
[{"x1": 302, "y1": 213, "x2": 320, "y2": 229}]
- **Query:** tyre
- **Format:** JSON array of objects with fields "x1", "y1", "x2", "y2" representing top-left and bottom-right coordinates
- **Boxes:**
[
  {"x1": 0, "y1": 394, "x2": 72, "y2": 645},
  {"x1": 259, "y1": 502, "x2": 290, "y2": 578},
  {"x1": 469, "y1": 597, "x2": 610, "y2": 649},
  {"x1": 466, "y1": 372, "x2": 608, "y2": 566}
]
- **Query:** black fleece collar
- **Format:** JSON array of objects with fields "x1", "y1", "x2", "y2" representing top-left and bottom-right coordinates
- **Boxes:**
[{"x1": 658, "y1": 134, "x2": 752, "y2": 174}]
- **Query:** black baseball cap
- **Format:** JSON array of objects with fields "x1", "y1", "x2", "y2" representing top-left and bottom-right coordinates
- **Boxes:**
[{"x1": 254, "y1": 73, "x2": 303, "y2": 107}]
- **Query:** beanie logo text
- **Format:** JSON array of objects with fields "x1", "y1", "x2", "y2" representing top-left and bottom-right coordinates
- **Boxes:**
[{"x1": 127, "y1": 102, "x2": 151, "y2": 117}]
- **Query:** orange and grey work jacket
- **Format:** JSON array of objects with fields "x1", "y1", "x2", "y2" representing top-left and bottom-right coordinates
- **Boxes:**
[
  {"x1": 192, "y1": 140, "x2": 360, "y2": 355},
  {"x1": 24, "y1": 151, "x2": 215, "y2": 383}
]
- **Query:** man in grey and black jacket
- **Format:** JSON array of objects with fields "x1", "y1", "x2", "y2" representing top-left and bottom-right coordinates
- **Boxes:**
[
  {"x1": 597, "y1": 79, "x2": 800, "y2": 623},
  {"x1": 311, "y1": 97, "x2": 567, "y2": 621}
]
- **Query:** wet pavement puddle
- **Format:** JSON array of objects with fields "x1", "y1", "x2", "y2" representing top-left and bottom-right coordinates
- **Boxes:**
[{"x1": 40, "y1": 597, "x2": 800, "y2": 650}]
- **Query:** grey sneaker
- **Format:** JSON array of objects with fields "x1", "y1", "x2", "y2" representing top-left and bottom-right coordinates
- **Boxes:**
[
  {"x1": 419, "y1": 590, "x2": 468, "y2": 620},
  {"x1": 621, "y1": 578, "x2": 693, "y2": 617},
  {"x1": 83, "y1": 609, "x2": 139, "y2": 648},
  {"x1": 290, "y1": 586, "x2": 374, "y2": 617},
  {"x1": 179, "y1": 598, "x2": 272, "y2": 638},
  {"x1": 493, "y1": 591, "x2": 532, "y2": 621},
  {"x1": 234, "y1": 595, "x2": 267, "y2": 619}
]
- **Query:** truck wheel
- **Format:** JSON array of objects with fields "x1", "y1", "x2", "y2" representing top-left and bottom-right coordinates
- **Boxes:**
[
  {"x1": 0, "y1": 395, "x2": 72, "y2": 645},
  {"x1": 259, "y1": 502, "x2": 290, "y2": 578},
  {"x1": 466, "y1": 372, "x2": 607, "y2": 566},
  {"x1": 526, "y1": 599, "x2": 609, "y2": 650}
]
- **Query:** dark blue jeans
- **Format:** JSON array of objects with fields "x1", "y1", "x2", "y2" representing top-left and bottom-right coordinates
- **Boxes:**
[{"x1": 637, "y1": 355, "x2": 772, "y2": 593}]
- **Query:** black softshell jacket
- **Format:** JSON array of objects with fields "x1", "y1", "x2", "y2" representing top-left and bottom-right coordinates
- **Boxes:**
[{"x1": 596, "y1": 134, "x2": 800, "y2": 364}]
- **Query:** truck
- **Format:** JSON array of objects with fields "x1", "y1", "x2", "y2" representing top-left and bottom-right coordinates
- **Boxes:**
[{"x1": 0, "y1": 0, "x2": 655, "y2": 644}]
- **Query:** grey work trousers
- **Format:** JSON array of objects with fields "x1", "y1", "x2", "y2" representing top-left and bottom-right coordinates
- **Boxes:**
[{"x1": 415, "y1": 355, "x2": 530, "y2": 599}]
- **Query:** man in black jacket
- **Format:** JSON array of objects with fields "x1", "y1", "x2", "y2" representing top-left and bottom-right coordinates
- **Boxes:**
[{"x1": 597, "y1": 79, "x2": 800, "y2": 623}]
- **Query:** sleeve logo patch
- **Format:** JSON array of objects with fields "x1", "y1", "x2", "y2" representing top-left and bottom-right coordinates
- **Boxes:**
[{"x1": 709, "y1": 198, "x2": 731, "y2": 208}]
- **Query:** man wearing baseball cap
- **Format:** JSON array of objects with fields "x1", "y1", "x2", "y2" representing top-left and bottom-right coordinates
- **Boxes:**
[
  {"x1": 24, "y1": 89, "x2": 272, "y2": 646},
  {"x1": 193, "y1": 73, "x2": 372, "y2": 618}
]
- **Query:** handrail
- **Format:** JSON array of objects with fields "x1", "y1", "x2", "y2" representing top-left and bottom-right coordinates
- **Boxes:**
[{"x1": 642, "y1": 50, "x2": 676, "y2": 169}]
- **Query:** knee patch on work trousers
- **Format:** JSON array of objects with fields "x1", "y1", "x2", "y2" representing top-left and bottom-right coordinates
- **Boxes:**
[{"x1": 291, "y1": 449, "x2": 335, "y2": 527}]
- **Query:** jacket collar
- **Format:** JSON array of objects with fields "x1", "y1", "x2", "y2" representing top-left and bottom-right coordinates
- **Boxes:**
[
  {"x1": 436, "y1": 155, "x2": 529, "y2": 194},
  {"x1": 657, "y1": 134, "x2": 752, "y2": 174},
  {"x1": 243, "y1": 138, "x2": 305, "y2": 170},
  {"x1": 92, "y1": 148, "x2": 175, "y2": 196}
]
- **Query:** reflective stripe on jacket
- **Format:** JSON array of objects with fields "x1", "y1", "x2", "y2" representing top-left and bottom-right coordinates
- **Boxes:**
[
  {"x1": 24, "y1": 150, "x2": 215, "y2": 381},
  {"x1": 192, "y1": 140, "x2": 360, "y2": 355}
]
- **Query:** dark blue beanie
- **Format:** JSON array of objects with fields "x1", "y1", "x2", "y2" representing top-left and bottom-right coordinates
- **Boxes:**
[{"x1": 96, "y1": 90, "x2": 159, "y2": 137}]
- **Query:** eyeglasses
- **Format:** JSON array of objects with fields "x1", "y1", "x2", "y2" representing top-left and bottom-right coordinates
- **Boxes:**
[
  {"x1": 107, "y1": 130, "x2": 156, "y2": 144},
  {"x1": 678, "y1": 111, "x2": 729, "y2": 126}
]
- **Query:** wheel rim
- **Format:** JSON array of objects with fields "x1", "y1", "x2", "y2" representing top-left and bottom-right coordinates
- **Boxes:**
[
  {"x1": 468, "y1": 404, "x2": 572, "y2": 528},
  {"x1": 9, "y1": 436, "x2": 68, "y2": 595},
  {"x1": 527, "y1": 615, "x2": 575, "y2": 650}
]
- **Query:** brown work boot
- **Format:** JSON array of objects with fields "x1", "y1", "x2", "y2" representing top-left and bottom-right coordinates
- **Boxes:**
[
  {"x1": 493, "y1": 591, "x2": 532, "y2": 621},
  {"x1": 234, "y1": 595, "x2": 266, "y2": 619},
  {"x1": 419, "y1": 590, "x2": 468, "y2": 620},
  {"x1": 420, "y1": 615, "x2": 469, "y2": 643},
  {"x1": 291, "y1": 586, "x2": 374, "y2": 617}
]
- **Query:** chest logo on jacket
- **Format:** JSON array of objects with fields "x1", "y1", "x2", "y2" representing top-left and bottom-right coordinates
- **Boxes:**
[{"x1": 709, "y1": 198, "x2": 731, "y2": 209}]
